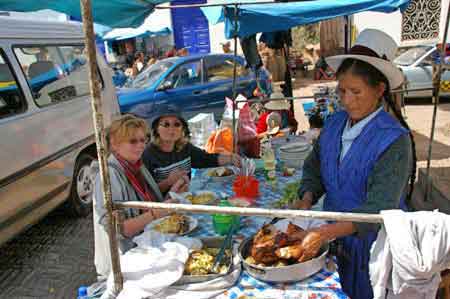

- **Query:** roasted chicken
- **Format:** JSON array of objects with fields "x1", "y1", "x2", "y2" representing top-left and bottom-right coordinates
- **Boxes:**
[
  {"x1": 249, "y1": 222, "x2": 322, "y2": 266},
  {"x1": 250, "y1": 224, "x2": 288, "y2": 264}
]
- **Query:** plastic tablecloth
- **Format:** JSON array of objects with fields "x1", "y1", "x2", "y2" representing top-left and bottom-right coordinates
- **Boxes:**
[{"x1": 189, "y1": 168, "x2": 349, "y2": 299}]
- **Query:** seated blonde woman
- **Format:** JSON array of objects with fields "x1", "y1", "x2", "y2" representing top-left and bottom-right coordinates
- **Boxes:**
[{"x1": 93, "y1": 115, "x2": 186, "y2": 279}]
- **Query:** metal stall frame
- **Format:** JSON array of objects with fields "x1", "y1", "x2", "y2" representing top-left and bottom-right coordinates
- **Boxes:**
[{"x1": 78, "y1": 0, "x2": 450, "y2": 294}]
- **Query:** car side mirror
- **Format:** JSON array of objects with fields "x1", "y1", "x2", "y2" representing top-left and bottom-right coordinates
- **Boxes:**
[{"x1": 157, "y1": 80, "x2": 173, "y2": 91}]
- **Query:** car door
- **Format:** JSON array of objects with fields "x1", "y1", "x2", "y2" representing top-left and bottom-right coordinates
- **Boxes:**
[
  {"x1": 153, "y1": 59, "x2": 209, "y2": 119},
  {"x1": 203, "y1": 55, "x2": 254, "y2": 120}
]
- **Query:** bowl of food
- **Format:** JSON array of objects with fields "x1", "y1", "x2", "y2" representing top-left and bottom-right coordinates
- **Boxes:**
[
  {"x1": 175, "y1": 237, "x2": 233, "y2": 285},
  {"x1": 238, "y1": 222, "x2": 328, "y2": 283},
  {"x1": 147, "y1": 214, "x2": 198, "y2": 235},
  {"x1": 206, "y1": 166, "x2": 238, "y2": 182}
]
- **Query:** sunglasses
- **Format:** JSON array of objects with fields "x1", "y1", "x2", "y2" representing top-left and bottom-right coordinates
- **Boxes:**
[
  {"x1": 159, "y1": 121, "x2": 182, "y2": 128},
  {"x1": 128, "y1": 137, "x2": 148, "y2": 145}
]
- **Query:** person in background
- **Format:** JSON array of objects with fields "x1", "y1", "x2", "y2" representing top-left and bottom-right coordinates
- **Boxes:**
[
  {"x1": 221, "y1": 41, "x2": 232, "y2": 54},
  {"x1": 291, "y1": 29, "x2": 416, "y2": 299},
  {"x1": 165, "y1": 46, "x2": 177, "y2": 58},
  {"x1": 177, "y1": 48, "x2": 189, "y2": 57},
  {"x1": 92, "y1": 115, "x2": 186, "y2": 279},
  {"x1": 314, "y1": 49, "x2": 335, "y2": 80},
  {"x1": 256, "y1": 98, "x2": 297, "y2": 136},
  {"x1": 147, "y1": 56, "x2": 158, "y2": 67},
  {"x1": 131, "y1": 51, "x2": 145, "y2": 77},
  {"x1": 302, "y1": 111, "x2": 324, "y2": 143},
  {"x1": 131, "y1": 104, "x2": 241, "y2": 194}
]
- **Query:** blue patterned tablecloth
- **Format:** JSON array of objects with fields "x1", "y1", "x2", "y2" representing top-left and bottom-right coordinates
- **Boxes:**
[{"x1": 189, "y1": 168, "x2": 349, "y2": 299}]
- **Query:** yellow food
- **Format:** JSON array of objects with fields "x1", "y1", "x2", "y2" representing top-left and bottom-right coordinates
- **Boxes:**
[
  {"x1": 184, "y1": 248, "x2": 230, "y2": 275},
  {"x1": 190, "y1": 193, "x2": 215, "y2": 204},
  {"x1": 154, "y1": 214, "x2": 189, "y2": 234}
]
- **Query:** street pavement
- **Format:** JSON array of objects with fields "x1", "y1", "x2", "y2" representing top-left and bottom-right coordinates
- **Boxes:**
[{"x1": 0, "y1": 206, "x2": 96, "y2": 299}]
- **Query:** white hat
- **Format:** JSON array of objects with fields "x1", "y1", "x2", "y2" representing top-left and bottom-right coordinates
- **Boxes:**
[
  {"x1": 265, "y1": 100, "x2": 290, "y2": 110},
  {"x1": 326, "y1": 29, "x2": 404, "y2": 89},
  {"x1": 264, "y1": 91, "x2": 290, "y2": 110}
]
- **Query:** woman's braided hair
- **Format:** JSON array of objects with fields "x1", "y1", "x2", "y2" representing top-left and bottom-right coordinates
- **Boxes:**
[{"x1": 336, "y1": 58, "x2": 417, "y2": 203}]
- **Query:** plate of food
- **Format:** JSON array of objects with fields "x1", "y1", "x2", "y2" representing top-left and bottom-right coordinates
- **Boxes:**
[
  {"x1": 183, "y1": 191, "x2": 218, "y2": 205},
  {"x1": 175, "y1": 237, "x2": 233, "y2": 285},
  {"x1": 147, "y1": 214, "x2": 198, "y2": 235},
  {"x1": 205, "y1": 166, "x2": 238, "y2": 182}
]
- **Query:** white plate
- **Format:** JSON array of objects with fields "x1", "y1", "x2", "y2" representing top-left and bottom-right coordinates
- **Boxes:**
[
  {"x1": 145, "y1": 215, "x2": 198, "y2": 236},
  {"x1": 183, "y1": 191, "x2": 218, "y2": 205},
  {"x1": 279, "y1": 142, "x2": 311, "y2": 153},
  {"x1": 205, "y1": 166, "x2": 238, "y2": 182}
]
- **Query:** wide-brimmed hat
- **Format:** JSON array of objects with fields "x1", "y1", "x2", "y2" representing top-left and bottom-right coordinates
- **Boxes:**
[
  {"x1": 326, "y1": 29, "x2": 404, "y2": 89},
  {"x1": 265, "y1": 100, "x2": 290, "y2": 110}
]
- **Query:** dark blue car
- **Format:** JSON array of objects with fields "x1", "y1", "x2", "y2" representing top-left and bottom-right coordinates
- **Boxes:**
[{"x1": 117, "y1": 54, "x2": 271, "y2": 120}]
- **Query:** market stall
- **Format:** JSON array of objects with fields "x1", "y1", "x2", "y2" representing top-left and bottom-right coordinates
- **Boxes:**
[{"x1": 3, "y1": 1, "x2": 450, "y2": 298}]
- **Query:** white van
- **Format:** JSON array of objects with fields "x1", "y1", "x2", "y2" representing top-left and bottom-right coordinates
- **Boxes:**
[{"x1": 0, "y1": 17, "x2": 120, "y2": 245}]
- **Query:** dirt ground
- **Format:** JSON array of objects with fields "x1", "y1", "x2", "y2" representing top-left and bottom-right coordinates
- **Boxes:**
[{"x1": 291, "y1": 75, "x2": 450, "y2": 200}]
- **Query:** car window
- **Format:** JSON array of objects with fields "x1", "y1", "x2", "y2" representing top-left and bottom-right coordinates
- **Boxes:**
[
  {"x1": 0, "y1": 50, "x2": 26, "y2": 119},
  {"x1": 204, "y1": 56, "x2": 248, "y2": 82},
  {"x1": 14, "y1": 44, "x2": 102, "y2": 107},
  {"x1": 165, "y1": 60, "x2": 202, "y2": 88},
  {"x1": 129, "y1": 60, "x2": 174, "y2": 89},
  {"x1": 394, "y1": 46, "x2": 433, "y2": 66},
  {"x1": 422, "y1": 50, "x2": 436, "y2": 66}
]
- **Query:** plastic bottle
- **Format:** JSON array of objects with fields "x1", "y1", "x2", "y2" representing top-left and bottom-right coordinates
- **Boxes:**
[
  {"x1": 77, "y1": 286, "x2": 88, "y2": 299},
  {"x1": 262, "y1": 143, "x2": 276, "y2": 181}
]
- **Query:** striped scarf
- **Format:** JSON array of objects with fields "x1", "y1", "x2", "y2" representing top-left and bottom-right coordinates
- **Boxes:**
[{"x1": 114, "y1": 152, "x2": 154, "y2": 202}]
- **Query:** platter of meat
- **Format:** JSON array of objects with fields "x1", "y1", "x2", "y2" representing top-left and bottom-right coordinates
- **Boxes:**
[{"x1": 238, "y1": 222, "x2": 328, "y2": 282}]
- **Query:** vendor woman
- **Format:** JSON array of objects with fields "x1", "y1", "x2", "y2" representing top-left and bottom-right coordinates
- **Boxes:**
[{"x1": 292, "y1": 29, "x2": 416, "y2": 299}]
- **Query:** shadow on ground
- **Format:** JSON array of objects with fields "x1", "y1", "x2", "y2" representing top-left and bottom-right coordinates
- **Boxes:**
[{"x1": 411, "y1": 130, "x2": 450, "y2": 161}]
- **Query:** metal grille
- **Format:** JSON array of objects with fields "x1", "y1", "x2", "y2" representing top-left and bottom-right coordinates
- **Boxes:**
[{"x1": 401, "y1": 0, "x2": 441, "y2": 42}]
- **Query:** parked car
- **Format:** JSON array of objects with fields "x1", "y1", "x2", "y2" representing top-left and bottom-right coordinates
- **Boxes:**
[
  {"x1": 394, "y1": 45, "x2": 450, "y2": 98},
  {"x1": 0, "y1": 17, "x2": 120, "y2": 245},
  {"x1": 117, "y1": 54, "x2": 272, "y2": 120}
]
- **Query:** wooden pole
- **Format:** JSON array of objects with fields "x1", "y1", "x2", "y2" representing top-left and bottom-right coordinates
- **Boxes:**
[
  {"x1": 231, "y1": 4, "x2": 239, "y2": 154},
  {"x1": 115, "y1": 201, "x2": 384, "y2": 223},
  {"x1": 79, "y1": 0, "x2": 123, "y2": 292},
  {"x1": 424, "y1": 2, "x2": 450, "y2": 201}
]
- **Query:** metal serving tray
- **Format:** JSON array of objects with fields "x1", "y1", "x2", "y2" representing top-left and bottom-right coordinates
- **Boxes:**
[
  {"x1": 238, "y1": 237, "x2": 328, "y2": 283},
  {"x1": 174, "y1": 237, "x2": 234, "y2": 285}
]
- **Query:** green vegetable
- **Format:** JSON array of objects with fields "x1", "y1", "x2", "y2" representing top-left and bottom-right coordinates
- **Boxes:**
[{"x1": 272, "y1": 181, "x2": 301, "y2": 208}]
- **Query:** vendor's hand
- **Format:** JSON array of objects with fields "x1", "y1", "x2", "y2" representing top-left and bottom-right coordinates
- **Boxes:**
[
  {"x1": 289, "y1": 192, "x2": 313, "y2": 210},
  {"x1": 298, "y1": 229, "x2": 325, "y2": 262},
  {"x1": 166, "y1": 170, "x2": 188, "y2": 186}
]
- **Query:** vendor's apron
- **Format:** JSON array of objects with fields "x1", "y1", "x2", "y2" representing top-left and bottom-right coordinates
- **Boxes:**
[{"x1": 319, "y1": 111, "x2": 408, "y2": 299}]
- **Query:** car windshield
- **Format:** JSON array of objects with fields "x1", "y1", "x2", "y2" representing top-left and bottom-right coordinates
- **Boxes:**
[
  {"x1": 127, "y1": 60, "x2": 174, "y2": 88},
  {"x1": 394, "y1": 46, "x2": 433, "y2": 66}
]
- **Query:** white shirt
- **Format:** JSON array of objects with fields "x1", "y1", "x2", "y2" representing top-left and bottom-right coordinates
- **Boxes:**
[{"x1": 340, "y1": 106, "x2": 384, "y2": 162}]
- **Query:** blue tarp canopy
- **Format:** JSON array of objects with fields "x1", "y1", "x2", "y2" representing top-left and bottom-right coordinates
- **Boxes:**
[
  {"x1": 104, "y1": 27, "x2": 171, "y2": 41},
  {"x1": 201, "y1": 0, "x2": 410, "y2": 38},
  {"x1": 0, "y1": 0, "x2": 410, "y2": 38},
  {"x1": 0, "y1": 0, "x2": 166, "y2": 28},
  {"x1": 103, "y1": 9, "x2": 172, "y2": 41}
]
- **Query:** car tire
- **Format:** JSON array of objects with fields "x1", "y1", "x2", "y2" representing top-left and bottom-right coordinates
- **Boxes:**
[{"x1": 66, "y1": 153, "x2": 96, "y2": 217}]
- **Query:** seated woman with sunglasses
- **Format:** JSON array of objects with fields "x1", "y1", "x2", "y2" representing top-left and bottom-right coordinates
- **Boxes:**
[
  {"x1": 92, "y1": 115, "x2": 186, "y2": 279},
  {"x1": 135, "y1": 104, "x2": 241, "y2": 194}
]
